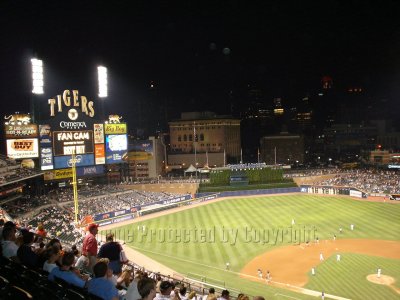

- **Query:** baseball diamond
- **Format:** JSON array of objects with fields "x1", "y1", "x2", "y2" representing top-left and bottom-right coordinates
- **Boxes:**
[{"x1": 105, "y1": 194, "x2": 400, "y2": 300}]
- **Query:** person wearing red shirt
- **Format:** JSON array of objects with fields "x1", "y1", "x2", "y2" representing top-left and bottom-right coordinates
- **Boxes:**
[
  {"x1": 36, "y1": 223, "x2": 47, "y2": 237},
  {"x1": 82, "y1": 223, "x2": 98, "y2": 273}
]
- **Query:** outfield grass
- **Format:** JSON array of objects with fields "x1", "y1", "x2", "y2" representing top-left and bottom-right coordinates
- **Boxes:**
[
  {"x1": 306, "y1": 254, "x2": 400, "y2": 300},
  {"x1": 111, "y1": 194, "x2": 400, "y2": 300}
]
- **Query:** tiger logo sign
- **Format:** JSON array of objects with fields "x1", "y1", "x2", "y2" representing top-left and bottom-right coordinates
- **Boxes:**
[{"x1": 108, "y1": 115, "x2": 122, "y2": 123}]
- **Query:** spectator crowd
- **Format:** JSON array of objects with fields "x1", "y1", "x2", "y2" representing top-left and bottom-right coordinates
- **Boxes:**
[{"x1": 0, "y1": 220, "x2": 260, "y2": 300}]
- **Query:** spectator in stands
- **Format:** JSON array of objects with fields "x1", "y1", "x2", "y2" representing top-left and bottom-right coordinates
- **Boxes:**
[
  {"x1": 17, "y1": 230, "x2": 40, "y2": 268},
  {"x1": 188, "y1": 291, "x2": 197, "y2": 300},
  {"x1": 49, "y1": 251, "x2": 86, "y2": 288},
  {"x1": 98, "y1": 232, "x2": 123, "y2": 274},
  {"x1": 1, "y1": 225, "x2": 19, "y2": 260},
  {"x1": 36, "y1": 223, "x2": 47, "y2": 237},
  {"x1": 88, "y1": 260, "x2": 119, "y2": 300},
  {"x1": 43, "y1": 245, "x2": 61, "y2": 273},
  {"x1": 217, "y1": 290, "x2": 229, "y2": 300},
  {"x1": 204, "y1": 288, "x2": 215, "y2": 300},
  {"x1": 155, "y1": 280, "x2": 173, "y2": 300},
  {"x1": 156, "y1": 274, "x2": 162, "y2": 293},
  {"x1": 117, "y1": 264, "x2": 133, "y2": 289},
  {"x1": 179, "y1": 286, "x2": 188, "y2": 300},
  {"x1": 75, "y1": 254, "x2": 89, "y2": 272},
  {"x1": 0, "y1": 219, "x2": 5, "y2": 240},
  {"x1": 82, "y1": 223, "x2": 98, "y2": 272},
  {"x1": 124, "y1": 269, "x2": 142, "y2": 300},
  {"x1": 137, "y1": 277, "x2": 157, "y2": 300}
]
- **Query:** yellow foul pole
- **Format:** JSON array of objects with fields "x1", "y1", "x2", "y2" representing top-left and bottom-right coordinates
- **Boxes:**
[{"x1": 71, "y1": 151, "x2": 79, "y2": 223}]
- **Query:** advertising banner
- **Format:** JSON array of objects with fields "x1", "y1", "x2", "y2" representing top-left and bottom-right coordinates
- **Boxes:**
[
  {"x1": 350, "y1": 189, "x2": 362, "y2": 198},
  {"x1": 44, "y1": 168, "x2": 72, "y2": 180},
  {"x1": 54, "y1": 154, "x2": 94, "y2": 169},
  {"x1": 40, "y1": 147, "x2": 54, "y2": 170},
  {"x1": 53, "y1": 130, "x2": 94, "y2": 156},
  {"x1": 104, "y1": 123, "x2": 127, "y2": 135},
  {"x1": 94, "y1": 124, "x2": 105, "y2": 144},
  {"x1": 105, "y1": 134, "x2": 128, "y2": 163},
  {"x1": 93, "y1": 208, "x2": 136, "y2": 222},
  {"x1": 76, "y1": 165, "x2": 104, "y2": 176},
  {"x1": 6, "y1": 138, "x2": 39, "y2": 159},
  {"x1": 44, "y1": 165, "x2": 104, "y2": 180},
  {"x1": 39, "y1": 124, "x2": 52, "y2": 146},
  {"x1": 128, "y1": 140, "x2": 153, "y2": 161},
  {"x1": 5, "y1": 124, "x2": 38, "y2": 139},
  {"x1": 95, "y1": 144, "x2": 105, "y2": 164}
]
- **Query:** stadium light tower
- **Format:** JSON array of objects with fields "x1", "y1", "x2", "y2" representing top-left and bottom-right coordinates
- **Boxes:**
[
  {"x1": 97, "y1": 66, "x2": 108, "y2": 98},
  {"x1": 97, "y1": 66, "x2": 108, "y2": 120},
  {"x1": 30, "y1": 58, "x2": 44, "y2": 123},
  {"x1": 31, "y1": 58, "x2": 44, "y2": 94}
]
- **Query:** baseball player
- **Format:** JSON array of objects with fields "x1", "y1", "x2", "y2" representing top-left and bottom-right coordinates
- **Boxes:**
[{"x1": 266, "y1": 270, "x2": 271, "y2": 283}]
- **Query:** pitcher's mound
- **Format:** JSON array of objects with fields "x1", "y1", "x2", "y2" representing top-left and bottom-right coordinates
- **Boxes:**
[{"x1": 366, "y1": 274, "x2": 395, "y2": 285}]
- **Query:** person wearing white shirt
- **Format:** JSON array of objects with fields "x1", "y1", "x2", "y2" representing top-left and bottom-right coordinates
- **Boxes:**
[
  {"x1": 154, "y1": 281, "x2": 173, "y2": 300},
  {"x1": 43, "y1": 246, "x2": 61, "y2": 273},
  {"x1": 1, "y1": 226, "x2": 19, "y2": 259},
  {"x1": 217, "y1": 290, "x2": 229, "y2": 300}
]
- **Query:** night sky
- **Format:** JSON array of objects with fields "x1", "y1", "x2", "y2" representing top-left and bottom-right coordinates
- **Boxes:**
[{"x1": 1, "y1": 1, "x2": 399, "y2": 133}]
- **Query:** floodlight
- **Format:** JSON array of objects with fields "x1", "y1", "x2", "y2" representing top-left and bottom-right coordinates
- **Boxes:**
[
  {"x1": 31, "y1": 58, "x2": 44, "y2": 94},
  {"x1": 98, "y1": 66, "x2": 108, "y2": 98}
]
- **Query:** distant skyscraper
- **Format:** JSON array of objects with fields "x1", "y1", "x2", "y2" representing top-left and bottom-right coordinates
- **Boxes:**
[{"x1": 321, "y1": 76, "x2": 333, "y2": 89}]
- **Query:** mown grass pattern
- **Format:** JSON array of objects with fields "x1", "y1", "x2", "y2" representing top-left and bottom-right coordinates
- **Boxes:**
[{"x1": 112, "y1": 194, "x2": 400, "y2": 300}]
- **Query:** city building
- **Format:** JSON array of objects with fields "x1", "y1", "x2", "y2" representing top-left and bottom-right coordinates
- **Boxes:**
[
  {"x1": 126, "y1": 136, "x2": 165, "y2": 180},
  {"x1": 168, "y1": 112, "x2": 241, "y2": 170},
  {"x1": 260, "y1": 133, "x2": 304, "y2": 165}
]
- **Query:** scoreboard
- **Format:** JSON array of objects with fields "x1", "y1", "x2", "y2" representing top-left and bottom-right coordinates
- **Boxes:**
[{"x1": 53, "y1": 131, "x2": 94, "y2": 156}]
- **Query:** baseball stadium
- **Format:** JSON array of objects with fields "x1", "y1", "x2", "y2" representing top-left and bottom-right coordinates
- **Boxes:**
[
  {"x1": 2, "y1": 157, "x2": 398, "y2": 299},
  {"x1": 99, "y1": 167, "x2": 400, "y2": 300}
]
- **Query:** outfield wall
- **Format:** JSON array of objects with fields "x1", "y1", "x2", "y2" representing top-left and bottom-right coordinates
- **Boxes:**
[{"x1": 196, "y1": 186, "x2": 300, "y2": 198}]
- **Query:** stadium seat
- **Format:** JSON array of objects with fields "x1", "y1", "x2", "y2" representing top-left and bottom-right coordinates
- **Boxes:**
[
  {"x1": 0, "y1": 265, "x2": 20, "y2": 284},
  {"x1": 36, "y1": 268, "x2": 50, "y2": 277},
  {"x1": 7, "y1": 259, "x2": 28, "y2": 273},
  {"x1": 40, "y1": 279, "x2": 66, "y2": 298},
  {"x1": 65, "y1": 288, "x2": 86, "y2": 300},
  {"x1": 0, "y1": 275, "x2": 10, "y2": 297},
  {"x1": 87, "y1": 292, "x2": 105, "y2": 300},
  {"x1": 6, "y1": 285, "x2": 33, "y2": 299}
]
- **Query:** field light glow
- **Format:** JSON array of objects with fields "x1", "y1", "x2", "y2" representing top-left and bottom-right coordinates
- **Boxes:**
[
  {"x1": 98, "y1": 66, "x2": 108, "y2": 98},
  {"x1": 31, "y1": 58, "x2": 44, "y2": 94}
]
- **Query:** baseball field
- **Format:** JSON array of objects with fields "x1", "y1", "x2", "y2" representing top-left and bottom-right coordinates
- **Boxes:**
[{"x1": 109, "y1": 194, "x2": 400, "y2": 300}]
